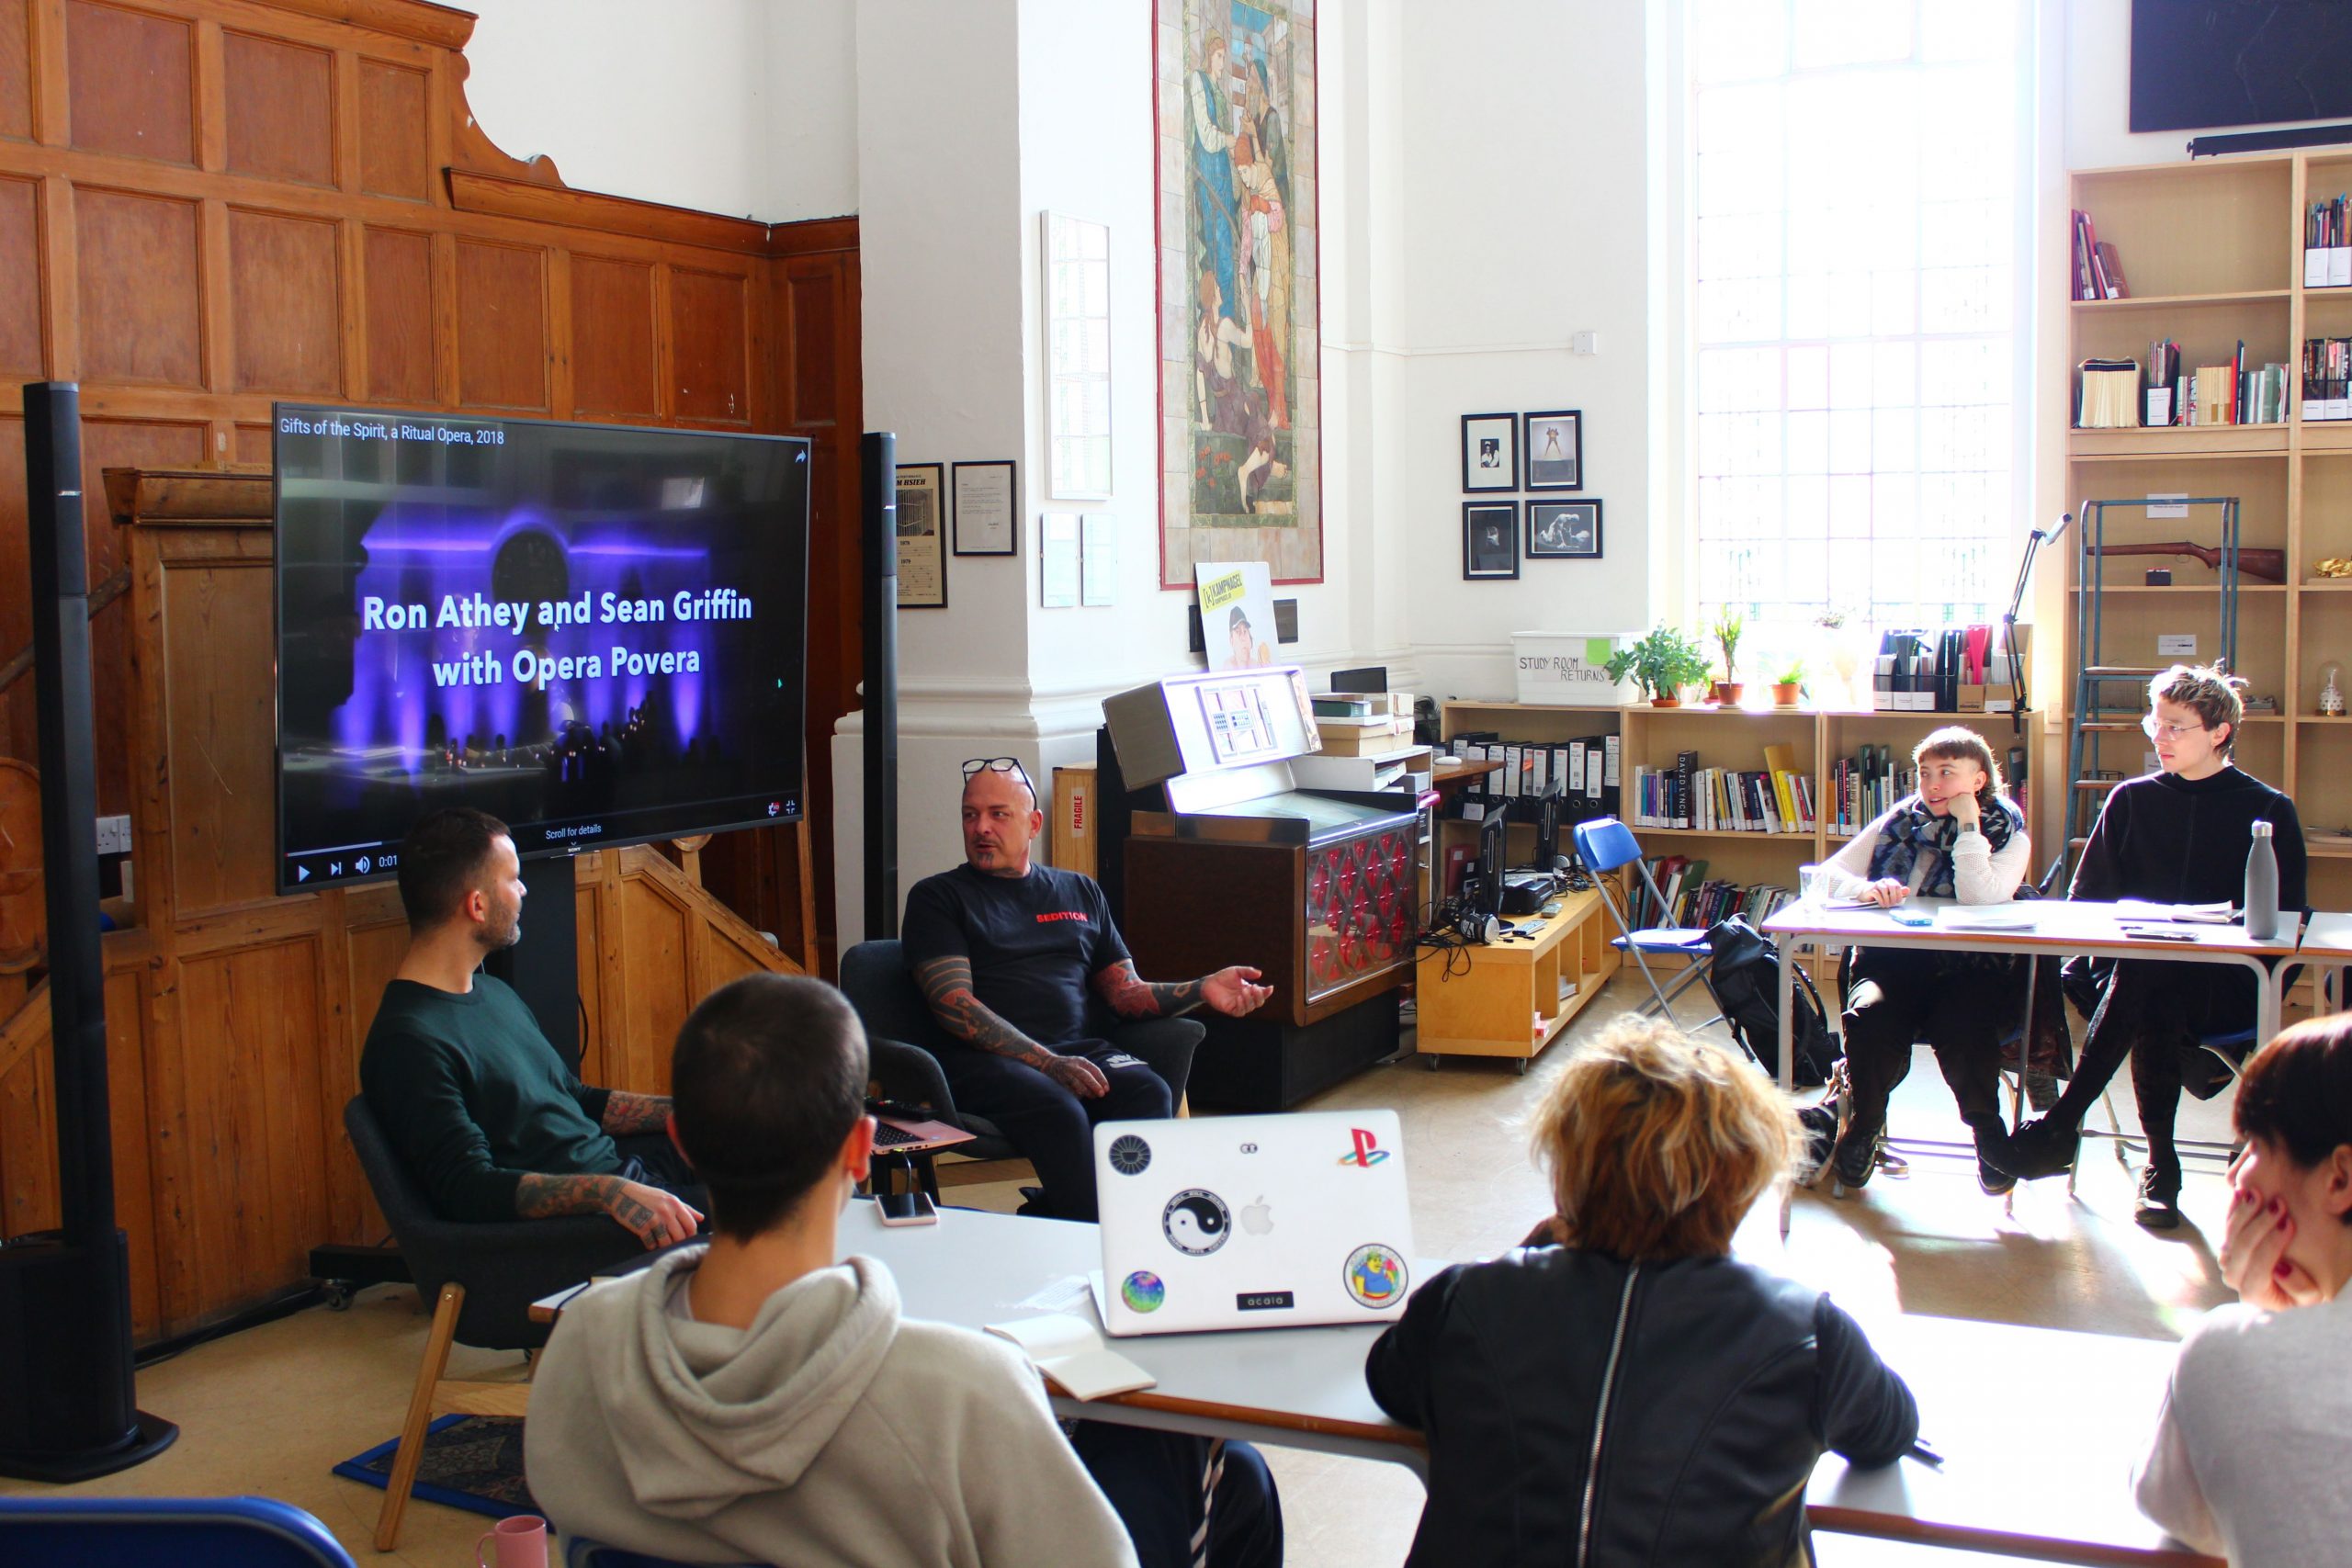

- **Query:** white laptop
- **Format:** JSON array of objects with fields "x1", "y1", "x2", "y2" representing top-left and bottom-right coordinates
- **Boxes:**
[{"x1": 1092, "y1": 1111, "x2": 1417, "y2": 1337}]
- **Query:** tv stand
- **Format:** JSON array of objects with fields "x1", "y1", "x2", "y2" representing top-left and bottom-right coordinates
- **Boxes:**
[{"x1": 486, "y1": 853, "x2": 582, "y2": 1068}]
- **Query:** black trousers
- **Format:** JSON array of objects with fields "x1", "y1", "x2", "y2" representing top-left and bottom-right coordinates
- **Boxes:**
[
  {"x1": 1070, "y1": 1424, "x2": 1283, "y2": 1568},
  {"x1": 1840, "y1": 947, "x2": 2017, "y2": 1140},
  {"x1": 933, "y1": 1041, "x2": 1173, "y2": 1222},
  {"x1": 2047, "y1": 960, "x2": 2234, "y2": 1166}
]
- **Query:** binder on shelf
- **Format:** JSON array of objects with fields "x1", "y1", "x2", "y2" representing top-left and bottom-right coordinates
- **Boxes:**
[{"x1": 2075, "y1": 358, "x2": 2141, "y2": 428}]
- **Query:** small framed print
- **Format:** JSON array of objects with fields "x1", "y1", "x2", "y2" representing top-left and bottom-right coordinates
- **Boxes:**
[
  {"x1": 1461, "y1": 412, "x2": 1518, "y2": 492},
  {"x1": 1463, "y1": 501, "x2": 1520, "y2": 580},
  {"x1": 1527, "y1": 500, "x2": 1601, "y2": 559},
  {"x1": 1522, "y1": 410, "x2": 1583, "y2": 491},
  {"x1": 894, "y1": 462, "x2": 948, "y2": 608},
  {"x1": 952, "y1": 459, "x2": 1019, "y2": 556}
]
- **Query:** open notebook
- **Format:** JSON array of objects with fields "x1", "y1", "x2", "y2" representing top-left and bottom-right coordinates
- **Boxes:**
[{"x1": 984, "y1": 1314, "x2": 1155, "y2": 1401}]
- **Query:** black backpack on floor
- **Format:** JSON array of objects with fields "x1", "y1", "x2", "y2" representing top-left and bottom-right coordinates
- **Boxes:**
[{"x1": 1702, "y1": 915, "x2": 1836, "y2": 1087}]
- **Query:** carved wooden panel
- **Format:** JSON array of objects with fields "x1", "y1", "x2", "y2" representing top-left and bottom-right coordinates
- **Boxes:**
[
  {"x1": 106, "y1": 966, "x2": 160, "y2": 1337},
  {"x1": 164, "y1": 938, "x2": 329, "y2": 1324},
  {"x1": 0, "y1": 0, "x2": 30, "y2": 141},
  {"x1": 228, "y1": 208, "x2": 340, "y2": 393},
  {"x1": 362, "y1": 224, "x2": 434, "y2": 402},
  {"x1": 0, "y1": 1027, "x2": 55, "y2": 1236},
  {"x1": 0, "y1": 412, "x2": 22, "y2": 758},
  {"x1": 65, "y1": 1, "x2": 194, "y2": 166},
  {"x1": 455, "y1": 238, "x2": 547, "y2": 410},
  {"x1": 669, "y1": 266, "x2": 748, "y2": 424},
  {"x1": 0, "y1": 176, "x2": 40, "y2": 376},
  {"x1": 79, "y1": 418, "x2": 205, "y2": 818},
  {"x1": 233, "y1": 420, "x2": 268, "y2": 463},
  {"x1": 159, "y1": 555, "x2": 276, "y2": 913},
  {"x1": 616, "y1": 874, "x2": 690, "y2": 1092},
  {"x1": 780, "y1": 258, "x2": 842, "y2": 427},
  {"x1": 356, "y1": 59, "x2": 428, "y2": 202},
  {"x1": 221, "y1": 30, "x2": 333, "y2": 187},
  {"x1": 569, "y1": 254, "x2": 655, "y2": 418},
  {"x1": 75, "y1": 187, "x2": 203, "y2": 387}
]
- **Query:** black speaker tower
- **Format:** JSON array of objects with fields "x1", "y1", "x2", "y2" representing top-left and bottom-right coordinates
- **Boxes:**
[
  {"x1": 0, "y1": 383, "x2": 176, "y2": 1480},
  {"x1": 861, "y1": 432, "x2": 899, "y2": 940}
]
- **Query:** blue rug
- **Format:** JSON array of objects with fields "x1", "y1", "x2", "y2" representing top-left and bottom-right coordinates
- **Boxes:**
[{"x1": 334, "y1": 1415, "x2": 542, "y2": 1522}]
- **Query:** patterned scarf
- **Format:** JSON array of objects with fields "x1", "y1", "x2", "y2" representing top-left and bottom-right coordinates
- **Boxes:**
[{"x1": 1868, "y1": 792, "x2": 2020, "y2": 897}]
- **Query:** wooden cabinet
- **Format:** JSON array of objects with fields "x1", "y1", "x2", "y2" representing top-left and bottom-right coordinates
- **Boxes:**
[{"x1": 1413, "y1": 885, "x2": 1622, "y2": 1071}]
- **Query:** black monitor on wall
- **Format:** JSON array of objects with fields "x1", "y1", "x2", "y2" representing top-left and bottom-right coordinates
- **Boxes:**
[{"x1": 272, "y1": 405, "x2": 812, "y2": 895}]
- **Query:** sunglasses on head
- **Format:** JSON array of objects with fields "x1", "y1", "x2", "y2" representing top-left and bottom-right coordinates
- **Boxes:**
[{"x1": 962, "y1": 756, "x2": 1035, "y2": 792}]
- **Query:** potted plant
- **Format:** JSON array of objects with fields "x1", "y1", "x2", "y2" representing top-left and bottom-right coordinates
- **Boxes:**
[
  {"x1": 1711, "y1": 606, "x2": 1746, "y2": 705},
  {"x1": 1770, "y1": 657, "x2": 1806, "y2": 708},
  {"x1": 1607, "y1": 625, "x2": 1714, "y2": 707}
]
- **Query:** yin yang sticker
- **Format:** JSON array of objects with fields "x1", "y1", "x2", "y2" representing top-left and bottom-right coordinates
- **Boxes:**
[{"x1": 1162, "y1": 1189, "x2": 1232, "y2": 1256}]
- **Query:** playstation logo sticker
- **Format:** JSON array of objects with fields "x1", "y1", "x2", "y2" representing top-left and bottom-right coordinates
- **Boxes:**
[
  {"x1": 1338, "y1": 1127, "x2": 1392, "y2": 1168},
  {"x1": 1162, "y1": 1189, "x2": 1231, "y2": 1256}
]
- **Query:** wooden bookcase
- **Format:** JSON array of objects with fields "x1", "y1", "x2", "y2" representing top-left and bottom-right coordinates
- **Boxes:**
[{"x1": 2068, "y1": 150, "x2": 2352, "y2": 919}]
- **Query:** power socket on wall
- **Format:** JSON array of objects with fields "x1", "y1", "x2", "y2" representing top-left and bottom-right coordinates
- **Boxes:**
[{"x1": 95, "y1": 814, "x2": 130, "y2": 855}]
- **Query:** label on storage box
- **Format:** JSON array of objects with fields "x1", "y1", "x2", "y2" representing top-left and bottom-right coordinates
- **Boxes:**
[{"x1": 1513, "y1": 634, "x2": 1636, "y2": 705}]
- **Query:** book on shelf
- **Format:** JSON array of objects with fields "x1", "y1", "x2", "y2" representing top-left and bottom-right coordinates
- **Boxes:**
[
  {"x1": 1832, "y1": 744, "x2": 1914, "y2": 836},
  {"x1": 2309, "y1": 193, "x2": 2352, "y2": 288},
  {"x1": 2303, "y1": 337, "x2": 2352, "y2": 421},
  {"x1": 1629, "y1": 748, "x2": 1810, "y2": 836},
  {"x1": 2071, "y1": 209, "x2": 2126, "y2": 300},
  {"x1": 2076, "y1": 358, "x2": 2140, "y2": 428}
]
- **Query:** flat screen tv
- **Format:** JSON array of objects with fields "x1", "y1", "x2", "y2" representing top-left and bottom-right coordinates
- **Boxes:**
[{"x1": 274, "y1": 404, "x2": 811, "y2": 894}]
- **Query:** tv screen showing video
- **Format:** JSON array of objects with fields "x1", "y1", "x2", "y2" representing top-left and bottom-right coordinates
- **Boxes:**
[{"x1": 275, "y1": 404, "x2": 810, "y2": 894}]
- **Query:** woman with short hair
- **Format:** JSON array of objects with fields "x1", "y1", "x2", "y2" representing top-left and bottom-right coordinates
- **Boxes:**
[
  {"x1": 1365, "y1": 1017, "x2": 1917, "y2": 1567},
  {"x1": 2134, "y1": 1015, "x2": 2352, "y2": 1566}
]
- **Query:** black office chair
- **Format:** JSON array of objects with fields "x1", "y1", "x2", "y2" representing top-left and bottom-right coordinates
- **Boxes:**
[
  {"x1": 838, "y1": 939, "x2": 1205, "y2": 1193},
  {"x1": 345, "y1": 1096, "x2": 648, "y2": 1551}
]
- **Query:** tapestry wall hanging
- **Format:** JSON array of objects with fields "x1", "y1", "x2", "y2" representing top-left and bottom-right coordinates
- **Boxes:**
[{"x1": 1155, "y1": 0, "x2": 1322, "y2": 587}]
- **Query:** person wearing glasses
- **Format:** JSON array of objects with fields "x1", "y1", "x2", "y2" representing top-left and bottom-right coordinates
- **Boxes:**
[
  {"x1": 1998, "y1": 665, "x2": 2306, "y2": 1227},
  {"x1": 901, "y1": 757, "x2": 1274, "y2": 1223}
]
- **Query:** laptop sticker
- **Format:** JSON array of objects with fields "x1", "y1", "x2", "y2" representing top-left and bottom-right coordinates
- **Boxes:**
[
  {"x1": 1339, "y1": 1127, "x2": 1392, "y2": 1167},
  {"x1": 1163, "y1": 1190, "x2": 1232, "y2": 1255},
  {"x1": 1108, "y1": 1134, "x2": 1152, "y2": 1176},
  {"x1": 1122, "y1": 1270, "x2": 1166, "y2": 1314},
  {"x1": 1344, "y1": 1244, "x2": 1408, "y2": 1308}
]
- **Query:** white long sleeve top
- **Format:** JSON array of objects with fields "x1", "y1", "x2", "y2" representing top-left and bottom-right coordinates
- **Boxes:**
[{"x1": 1818, "y1": 797, "x2": 2030, "y2": 905}]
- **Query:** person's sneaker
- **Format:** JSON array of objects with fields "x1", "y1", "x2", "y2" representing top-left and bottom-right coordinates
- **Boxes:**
[
  {"x1": 2134, "y1": 1158, "x2": 2183, "y2": 1230},
  {"x1": 1969, "y1": 1119, "x2": 2018, "y2": 1196},
  {"x1": 1998, "y1": 1113, "x2": 2080, "y2": 1180},
  {"x1": 1829, "y1": 1127, "x2": 1879, "y2": 1190},
  {"x1": 1977, "y1": 1158, "x2": 2018, "y2": 1196}
]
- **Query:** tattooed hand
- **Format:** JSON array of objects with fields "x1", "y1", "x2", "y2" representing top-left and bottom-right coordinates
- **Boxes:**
[
  {"x1": 1038, "y1": 1052, "x2": 1111, "y2": 1100},
  {"x1": 516, "y1": 1173, "x2": 703, "y2": 1249}
]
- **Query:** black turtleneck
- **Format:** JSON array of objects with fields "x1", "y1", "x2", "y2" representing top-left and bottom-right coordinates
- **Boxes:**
[{"x1": 2069, "y1": 765, "x2": 2306, "y2": 913}]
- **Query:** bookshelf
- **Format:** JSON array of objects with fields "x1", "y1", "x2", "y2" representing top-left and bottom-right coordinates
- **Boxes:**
[{"x1": 2066, "y1": 149, "x2": 2352, "y2": 916}]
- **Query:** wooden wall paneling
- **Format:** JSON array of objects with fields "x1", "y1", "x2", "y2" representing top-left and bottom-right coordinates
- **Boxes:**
[
  {"x1": 0, "y1": 1025, "x2": 59, "y2": 1236},
  {"x1": 74, "y1": 186, "x2": 202, "y2": 386},
  {"x1": 616, "y1": 863, "x2": 690, "y2": 1093},
  {"x1": 335, "y1": 902, "x2": 405, "y2": 1238},
  {"x1": 156, "y1": 549, "x2": 275, "y2": 914},
  {"x1": 453, "y1": 236, "x2": 543, "y2": 410},
  {"x1": 0, "y1": 412, "x2": 26, "y2": 759},
  {"x1": 355, "y1": 55, "x2": 425, "y2": 201},
  {"x1": 232, "y1": 419, "x2": 266, "y2": 462},
  {"x1": 361, "y1": 221, "x2": 431, "y2": 404},
  {"x1": 83, "y1": 417, "x2": 203, "y2": 815},
  {"x1": 566, "y1": 252, "x2": 656, "y2": 419},
  {"x1": 226, "y1": 206, "x2": 338, "y2": 392},
  {"x1": 105, "y1": 964, "x2": 159, "y2": 1337},
  {"x1": 0, "y1": 175, "x2": 40, "y2": 373},
  {"x1": 221, "y1": 30, "x2": 330, "y2": 186},
  {"x1": 63, "y1": 0, "x2": 194, "y2": 166},
  {"x1": 27, "y1": 0, "x2": 62, "y2": 146},
  {"x1": 0, "y1": 0, "x2": 32, "y2": 141},
  {"x1": 667, "y1": 265, "x2": 748, "y2": 425},
  {"x1": 544, "y1": 238, "x2": 570, "y2": 416},
  {"x1": 573, "y1": 863, "x2": 605, "y2": 1084},
  {"x1": 37, "y1": 173, "x2": 73, "y2": 375},
  {"x1": 188, "y1": 12, "x2": 218, "y2": 170}
]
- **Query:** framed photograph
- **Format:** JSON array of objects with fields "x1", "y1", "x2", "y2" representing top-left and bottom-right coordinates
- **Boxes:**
[
  {"x1": 1463, "y1": 502, "x2": 1520, "y2": 580},
  {"x1": 1461, "y1": 412, "x2": 1518, "y2": 492},
  {"x1": 952, "y1": 459, "x2": 1018, "y2": 556},
  {"x1": 894, "y1": 462, "x2": 948, "y2": 608},
  {"x1": 1522, "y1": 409, "x2": 1583, "y2": 491},
  {"x1": 1527, "y1": 499, "x2": 1602, "y2": 559}
]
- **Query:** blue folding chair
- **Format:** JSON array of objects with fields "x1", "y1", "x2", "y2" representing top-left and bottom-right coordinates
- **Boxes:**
[
  {"x1": 0, "y1": 1496, "x2": 355, "y2": 1567},
  {"x1": 1571, "y1": 817, "x2": 1723, "y2": 1027}
]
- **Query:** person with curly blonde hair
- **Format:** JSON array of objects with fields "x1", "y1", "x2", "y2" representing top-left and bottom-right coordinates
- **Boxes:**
[{"x1": 1366, "y1": 1017, "x2": 1917, "y2": 1566}]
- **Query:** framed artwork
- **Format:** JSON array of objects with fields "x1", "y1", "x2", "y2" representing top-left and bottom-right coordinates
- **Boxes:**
[
  {"x1": 952, "y1": 460, "x2": 1018, "y2": 556},
  {"x1": 1463, "y1": 502, "x2": 1519, "y2": 580},
  {"x1": 894, "y1": 463, "x2": 947, "y2": 608},
  {"x1": 1154, "y1": 0, "x2": 1323, "y2": 587},
  {"x1": 1523, "y1": 410, "x2": 1583, "y2": 490},
  {"x1": 1527, "y1": 500, "x2": 1602, "y2": 559},
  {"x1": 1460, "y1": 412, "x2": 1518, "y2": 493},
  {"x1": 1043, "y1": 211, "x2": 1114, "y2": 500}
]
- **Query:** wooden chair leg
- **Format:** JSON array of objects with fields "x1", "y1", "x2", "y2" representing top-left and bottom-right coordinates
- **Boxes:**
[{"x1": 375, "y1": 1280, "x2": 463, "y2": 1551}]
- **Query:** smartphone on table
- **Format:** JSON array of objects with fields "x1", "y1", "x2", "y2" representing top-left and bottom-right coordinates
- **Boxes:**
[{"x1": 877, "y1": 1190, "x2": 939, "y2": 1226}]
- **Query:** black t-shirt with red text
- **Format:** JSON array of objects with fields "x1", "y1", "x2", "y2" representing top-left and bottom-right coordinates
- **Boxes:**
[{"x1": 900, "y1": 863, "x2": 1133, "y2": 1049}]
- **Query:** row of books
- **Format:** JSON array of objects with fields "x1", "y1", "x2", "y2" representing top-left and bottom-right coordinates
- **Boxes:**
[
  {"x1": 2306, "y1": 195, "x2": 2352, "y2": 287},
  {"x1": 1450, "y1": 732, "x2": 1621, "y2": 816},
  {"x1": 1871, "y1": 625, "x2": 2026, "y2": 714},
  {"x1": 2071, "y1": 209, "x2": 2127, "y2": 300},
  {"x1": 1634, "y1": 858, "x2": 1798, "y2": 933},
  {"x1": 1828, "y1": 742, "x2": 2031, "y2": 835},
  {"x1": 2304, "y1": 339, "x2": 2352, "y2": 420},
  {"x1": 1630, "y1": 746, "x2": 1815, "y2": 835},
  {"x1": 2075, "y1": 343, "x2": 2290, "y2": 428}
]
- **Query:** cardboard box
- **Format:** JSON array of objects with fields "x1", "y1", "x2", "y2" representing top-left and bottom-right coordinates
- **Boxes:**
[
  {"x1": 1051, "y1": 766, "x2": 1096, "y2": 878},
  {"x1": 1314, "y1": 720, "x2": 1408, "y2": 756}
]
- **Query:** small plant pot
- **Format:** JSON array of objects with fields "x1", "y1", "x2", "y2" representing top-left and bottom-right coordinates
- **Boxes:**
[
  {"x1": 1770, "y1": 682, "x2": 1803, "y2": 706},
  {"x1": 1650, "y1": 694, "x2": 1681, "y2": 708},
  {"x1": 1714, "y1": 682, "x2": 1745, "y2": 705}
]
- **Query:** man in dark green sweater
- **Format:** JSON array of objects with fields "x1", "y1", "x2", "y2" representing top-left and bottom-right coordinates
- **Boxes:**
[{"x1": 360, "y1": 807, "x2": 704, "y2": 1247}]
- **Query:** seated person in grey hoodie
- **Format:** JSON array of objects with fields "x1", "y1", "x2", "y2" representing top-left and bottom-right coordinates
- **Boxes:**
[{"x1": 525, "y1": 973, "x2": 1137, "y2": 1567}]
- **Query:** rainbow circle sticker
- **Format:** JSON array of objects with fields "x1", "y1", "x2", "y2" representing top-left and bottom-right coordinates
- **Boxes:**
[
  {"x1": 1121, "y1": 1270, "x2": 1166, "y2": 1314},
  {"x1": 1343, "y1": 1244, "x2": 1408, "y2": 1308}
]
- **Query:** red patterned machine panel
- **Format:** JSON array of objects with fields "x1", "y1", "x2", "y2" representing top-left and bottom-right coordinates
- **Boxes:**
[{"x1": 1304, "y1": 824, "x2": 1418, "y2": 1003}]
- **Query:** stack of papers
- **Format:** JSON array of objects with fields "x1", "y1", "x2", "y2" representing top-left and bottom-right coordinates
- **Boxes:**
[
  {"x1": 1935, "y1": 903, "x2": 2038, "y2": 931},
  {"x1": 2113, "y1": 899, "x2": 2233, "y2": 924},
  {"x1": 984, "y1": 1314, "x2": 1156, "y2": 1401}
]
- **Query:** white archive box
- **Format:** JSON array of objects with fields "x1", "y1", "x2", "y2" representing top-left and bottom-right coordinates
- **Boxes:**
[{"x1": 1512, "y1": 632, "x2": 1641, "y2": 706}]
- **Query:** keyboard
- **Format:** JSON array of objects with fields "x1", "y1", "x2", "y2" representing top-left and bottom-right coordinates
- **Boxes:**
[{"x1": 873, "y1": 1122, "x2": 927, "y2": 1148}]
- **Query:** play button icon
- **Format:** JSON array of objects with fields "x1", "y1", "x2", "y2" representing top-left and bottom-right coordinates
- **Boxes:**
[{"x1": 297, "y1": 864, "x2": 311, "y2": 882}]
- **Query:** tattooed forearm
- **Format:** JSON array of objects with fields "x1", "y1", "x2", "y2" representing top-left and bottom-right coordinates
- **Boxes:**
[
  {"x1": 514, "y1": 1171, "x2": 627, "y2": 1220},
  {"x1": 912, "y1": 954, "x2": 1055, "y2": 1066},
  {"x1": 1092, "y1": 960, "x2": 1204, "y2": 1019},
  {"x1": 599, "y1": 1089, "x2": 671, "y2": 1136}
]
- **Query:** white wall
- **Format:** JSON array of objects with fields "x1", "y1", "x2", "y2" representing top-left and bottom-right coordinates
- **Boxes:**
[{"x1": 461, "y1": 0, "x2": 857, "y2": 220}]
